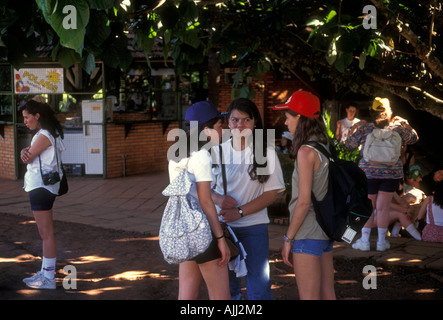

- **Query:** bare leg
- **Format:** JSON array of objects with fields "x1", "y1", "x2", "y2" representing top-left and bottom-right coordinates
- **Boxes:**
[
  {"x1": 178, "y1": 261, "x2": 202, "y2": 300},
  {"x1": 199, "y1": 259, "x2": 230, "y2": 300},
  {"x1": 33, "y1": 210, "x2": 56, "y2": 258}
]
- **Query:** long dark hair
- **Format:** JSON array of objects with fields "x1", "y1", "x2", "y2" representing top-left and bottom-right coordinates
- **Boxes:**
[
  {"x1": 286, "y1": 109, "x2": 328, "y2": 158},
  {"x1": 227, "y1": 98, "x2": 269, "y2": 183},
  {"x1": 19, "y1": 100, "x2": 64, "y2": 139},
  {"x1": 175, "y1": 116, "x2": 223, "y2": 161}
]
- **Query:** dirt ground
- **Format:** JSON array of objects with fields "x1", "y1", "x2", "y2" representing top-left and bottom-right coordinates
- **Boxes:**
[{"x1": 1, "y1": 212, "x2": 443, "y2": 302}]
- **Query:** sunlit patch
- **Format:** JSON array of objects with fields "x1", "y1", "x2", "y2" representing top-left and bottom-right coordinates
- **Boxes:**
[
  {"x1": 275, "y1": 273, "x2": 295, "y2": 278},
  {"x1": 16, "y1": 289, "x2": 41, "y2": 296},
  {"x1": 145, "y1": 272, "x2": 176, "y2": 279},
  {"x1": 0, "y1": 254, "x2": 38, "y2": 263},
  {"x1": 336, "y1": 280, "x2": 359, "y2": 284},
  {"x1": 113, "y1": 236, "x2": 158, "y2": 242},
  {"x1": 407, "y1": 259, "x2": 422, "y2": 263},
  {"x1": 386, "y1": 257, "x2": 422, "y2": 264},
  {"x1": 75, "y1": 286, "x2": 128, "y2": 296},
  {"x1": 19, "y1": 220, "x2": 36, "y2": 225},
  {"x1": 110, "y1": 271, "x2": 151, "y2": 281},
  {"x1": 376, "y1": 271, "x2": 392, "y2": 277},
  {"x1": 414, "y1": 288, "x2": 437, "y2": 294},
  {"x1": 387, "y1": 258, "x2": 401, "y2": 262},
  {"x1": 66, "y1": 255, "x2": 114, "y2": 264},
  {"x1": 271, "y1": 284, "x2": 283, "y2": 290}
]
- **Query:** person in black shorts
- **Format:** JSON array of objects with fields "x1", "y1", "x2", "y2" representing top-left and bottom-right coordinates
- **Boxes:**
[{"x1": 19, "y1": 98, "x2": 65, "y2": 289}]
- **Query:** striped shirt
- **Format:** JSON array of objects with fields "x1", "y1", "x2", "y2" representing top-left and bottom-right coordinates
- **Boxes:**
[{"x1": 345, "y1": 123, "x2": 418, "y2": 179}]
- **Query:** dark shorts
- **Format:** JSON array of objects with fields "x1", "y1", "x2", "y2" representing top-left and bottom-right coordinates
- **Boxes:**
[
  {"x1": 29, "y1": 188, "x2": 56, "y2": 211},
  {"x1": 367, "y1": 178, "x2": 401, "y2": 194},
  {"x1": 192, "y1": 235, "x2": 221, "y2": 264}
]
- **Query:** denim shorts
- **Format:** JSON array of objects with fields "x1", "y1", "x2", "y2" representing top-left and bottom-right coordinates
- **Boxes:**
[
  {"x1": 29, "y1": 187, "x2": 56, "y2": 211},
  {"x1": 291, "y1": 239, "x2": 334, "y2": 257}
]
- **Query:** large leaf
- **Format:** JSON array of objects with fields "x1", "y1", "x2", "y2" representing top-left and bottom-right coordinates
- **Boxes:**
[
  {"x1": 86, "y1": 0, "x2": 115, "y2": 9},
  {"x1": 86, "y1": 10, "x2": 111, "y2": 48},
  {"x1": 36, "y1": 0, "x2": 90, "y2": 54},
  {"x1": 0, "y1": 9, "x2": 19, "y2": 32},
  {"x1": 57, "y1": 47, "x2": 80, "y2": 69}
]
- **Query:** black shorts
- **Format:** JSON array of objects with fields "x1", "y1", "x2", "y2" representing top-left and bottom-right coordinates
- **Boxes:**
[
  {"x1": 367, "y1": 178, "x2": 401, "y2": 194},
  {"x1": 29, "y1": 188, "x2": 56, "y2": 211},
  {"x1": 191, "y1": 235, "x2": 222, "y2": 264}
]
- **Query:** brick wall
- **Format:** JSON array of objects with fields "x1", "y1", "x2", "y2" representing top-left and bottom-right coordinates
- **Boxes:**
[
  {"x1": 0, "y1": 125, "x2": 16, "y2": 180},
  {"x1": 106, "y1": 121, "x2": 179, "y2": 178}
]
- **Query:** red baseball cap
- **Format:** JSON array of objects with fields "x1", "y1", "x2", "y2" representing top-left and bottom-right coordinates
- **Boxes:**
[{"x1": 273, "y1": 91, "x2": 321, "y2": 118}]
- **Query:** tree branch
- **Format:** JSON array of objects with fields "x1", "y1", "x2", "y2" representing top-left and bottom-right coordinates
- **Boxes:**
[{"x1": 370, "y1": 0, "x2": 443, "y2": 80}]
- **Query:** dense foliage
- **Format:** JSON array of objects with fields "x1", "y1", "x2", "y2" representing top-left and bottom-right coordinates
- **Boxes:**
[{"x1": 1, "y1": 1, "x2": 442, "y2": 118}]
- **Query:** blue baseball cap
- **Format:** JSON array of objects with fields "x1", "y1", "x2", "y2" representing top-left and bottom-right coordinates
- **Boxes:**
[{"x1": 185, "y1": 101, "x2": 228, "y2": 125}]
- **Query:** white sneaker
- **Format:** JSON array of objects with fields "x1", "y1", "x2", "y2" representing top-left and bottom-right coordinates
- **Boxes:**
[
  {"x1": 352, "y1": 238, "x2": 370, "y2": 251},
  {"x1": 23, "y1": 271, "x2": 43, "y2": 284},
  {"x1": 376, "y1": 240, "x2": 391, "y2": 252},
  {"x1": 26, "y1": 275, "x2": 56, "y2": 290}
]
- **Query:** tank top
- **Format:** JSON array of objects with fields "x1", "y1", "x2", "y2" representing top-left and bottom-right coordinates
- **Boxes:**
[{"x1": 288, "y1": 142, "x2": 330, "y2": 240}]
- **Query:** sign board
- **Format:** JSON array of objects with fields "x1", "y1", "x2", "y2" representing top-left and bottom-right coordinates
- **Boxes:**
[{"x1": 14, "y1": 68, "x2": 64, "y2": 94}]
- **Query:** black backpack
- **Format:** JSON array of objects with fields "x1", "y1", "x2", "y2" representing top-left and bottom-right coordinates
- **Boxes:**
[{"x1": 306, "y1": 142, "x2": 373, "y2": 243}]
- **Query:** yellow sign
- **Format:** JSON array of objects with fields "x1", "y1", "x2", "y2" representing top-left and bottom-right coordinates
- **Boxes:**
[{"x1": 14, "y1": 68, "x2": 64, "y2": 94}]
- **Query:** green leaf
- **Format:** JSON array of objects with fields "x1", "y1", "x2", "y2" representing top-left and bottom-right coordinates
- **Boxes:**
[
  {"x1": 86, "y1": 10, "x2": 111, "y2": 47},
  {"x1": 326, "y1": 37, "x2": 338, "y2": 65},
  {"x1": 324, "y1": 10, "x2": 337, "y2": 23},
  {"x1": 36, "y1": 0, "x2": 90, "y2": 54},
  {"x1": 181, "y1": 28, "x2": 201, "y2": 49},
  {"x1": 220, "y1": 45, "x2": 234, "y2": 64},
  {"x1": 57, "y1": 46, "x2": 80, "y2": 68},
  {"x1": 359, "y1": 52, "x2": 367, "y2": 70},
  {"x1": 86, "y1": 0, "x2": 115, "y2": 9},
  {"x1": 0, "y1": 9, "x2": 19, "y2": 31},
  {"x1": 136, "y1": 30, "x2": 155, "y2": 53},
  {"x1": 82, "y1": 52, "x2": 95, "y2": 74},
  {"x1": 156, "y1": 4, "x2": 179, "y2": 30},
  {"x1": 334, "y1": 52, "x2": 353, "y2": 73}
]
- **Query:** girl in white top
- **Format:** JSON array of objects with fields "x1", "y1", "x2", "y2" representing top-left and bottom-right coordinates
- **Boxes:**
[
  {"x1": 168, "y1": 101, "x2": 230, "y2": 300},
  {"x1": 19, "y1": 99, "x2": 65, "y2": 290},
  {"x1": 211, "y1": 98, "x2": 285, "y2": 300},
  {"x1": 335, "y1": 103, "x2": 362, "y2": 143}
]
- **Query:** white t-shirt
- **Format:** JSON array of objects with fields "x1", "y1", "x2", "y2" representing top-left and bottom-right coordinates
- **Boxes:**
[
  {"x1": 339, "y1": 117, "x2": 360, "y2": 143},
  {"x1": 168, "y1": 149, "x2": 213, "y2": 201},
  {"x1": 211, "y1": 140, "x2": 285, "y2": 228},
  {"x1": 24, "y1": 129, "x2": 65, "y2": 194}
]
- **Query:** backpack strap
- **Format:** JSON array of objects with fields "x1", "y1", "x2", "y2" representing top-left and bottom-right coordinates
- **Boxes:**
[
  {"x1": 304, "y1": 141, "x2": 333, "y2": 162},
  {"x1": 219, "y1": 145, "x2": 227, "y2": 195},
  {"x1": 304, "y1": 141, "x2": 332, "y2": 202}
]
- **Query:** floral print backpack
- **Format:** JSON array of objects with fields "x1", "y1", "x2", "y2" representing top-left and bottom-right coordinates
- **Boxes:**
[{"x1": 159, "y1": 167, "x2": 212, "y2": 264}]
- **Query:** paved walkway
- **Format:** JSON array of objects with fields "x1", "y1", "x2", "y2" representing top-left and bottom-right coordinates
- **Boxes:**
[{"x1": 1, "y1": 171, "x2": 443, "y2": 271}]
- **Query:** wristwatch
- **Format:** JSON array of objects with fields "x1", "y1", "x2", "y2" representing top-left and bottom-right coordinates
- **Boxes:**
[
  {"x1": 284, "y1": 234, "x2": 293, "y2": 243},
  {"x1": 237, "y1": 207, "x2": 244, "y2": 217}
]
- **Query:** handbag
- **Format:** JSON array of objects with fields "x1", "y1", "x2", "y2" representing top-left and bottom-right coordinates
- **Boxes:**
[
  {"x1": 218, "y1": 145, "x2": 240, "y2": 260},
  {"x1": 58, "y1": 166, "x2": 69, "y2": 196},
  {"x1": 38, "y1": 138, "x2": 68, "y2": 196},
  {"x1": 159, "y1": 166, "x2": 213, "y2": 264}
]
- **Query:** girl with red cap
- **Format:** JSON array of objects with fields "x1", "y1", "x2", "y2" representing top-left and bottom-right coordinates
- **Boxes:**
[{"x1": 274, "y1": 91, "x2": 336, "y2": 300}]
